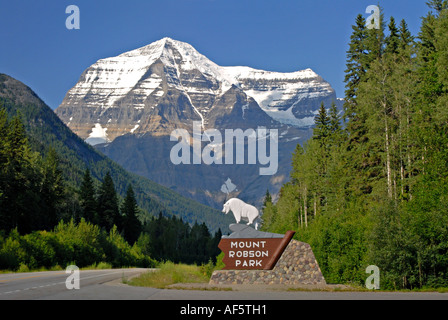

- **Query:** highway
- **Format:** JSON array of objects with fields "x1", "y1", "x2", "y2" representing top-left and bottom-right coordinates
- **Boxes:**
[
  {"x1": 0, "y1": 268, "x2": 155, "y2": 300},
  {"x1": 1, "y1": 269, "x2": 448, "y2": 300}
]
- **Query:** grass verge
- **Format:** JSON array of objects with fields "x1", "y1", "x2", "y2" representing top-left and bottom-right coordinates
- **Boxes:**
[{"x1": 126, "y1": 261, "x2": 210, "y2": 289}]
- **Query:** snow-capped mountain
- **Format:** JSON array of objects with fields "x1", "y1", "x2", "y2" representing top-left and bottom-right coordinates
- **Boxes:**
[
  {"x1": 57, "y1": 37, "x2": 337, "y2": 144},
  {"x1": 56, "y1": 37, "x2": 340, "y2": 209}
]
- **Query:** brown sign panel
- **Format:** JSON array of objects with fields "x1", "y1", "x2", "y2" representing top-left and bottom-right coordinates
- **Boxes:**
[{"x1": 218, "y1": 231, "x2": 295, "y2": 270}]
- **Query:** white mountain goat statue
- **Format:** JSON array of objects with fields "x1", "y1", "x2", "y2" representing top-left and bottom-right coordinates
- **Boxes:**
[{"x1": 222, "y1": 198, "x2": 260, "y2": 230}]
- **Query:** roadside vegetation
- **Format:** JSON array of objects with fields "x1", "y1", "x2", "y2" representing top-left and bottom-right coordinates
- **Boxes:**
[
  {"x1": 0, "y1": 219, "x2": 154, "y2": 272},
  {"x1": 126, "y1": 261, "x2": 214, "y2": 289},
  {"x1": 0, "y1": 110, "x2": 221, "y2": 272},
  {"x1": 261, "y1": 2, "x2": 448, "y2": 290}
]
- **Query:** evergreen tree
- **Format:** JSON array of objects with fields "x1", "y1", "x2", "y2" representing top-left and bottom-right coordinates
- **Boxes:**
[
  {"x1": 343, "y1": 10, "x2": 384, "y2": 149},
  {"x1": 121, "y1": 184, "x2": 142, "y2": 244},
  {"x1": 365, "y1": 6, "x2": 385, "y2": 65},
  {"x1": 328, "y1": 101, "x2": 342, "y2": 141},
  {"x1": 190, "y1": 222, "x2": 212, "y2": 264},
  {"x1": 261, "y1": 189, "x2": 275, "y2": 230},
  {"x1": 262, "y1": 189, "x2": 272, "y2": 208},
  {"x1": 209, "y1": 228, "x2": 222, "y2": 263},
  {"x1": 97, "y1": 172, "x2": 120, "y2": 231},
  {"x1": 1, "y1": 114, "x2": 41, "y2": 233},
  {"x1": 40, "y1": 147, "x2": 65, "y2": 230},
  {"x1": 79, "y1": 169, "x2": 97, "y2": 224},
  {"x1": 385, "y1": 17, "x2": 400, "y2": 55},
  {"x1": 344, "y1": 14, "x2": 368, "y2": 124},
  {"x1": 0, "y1": 108, "x2": 8, "y2": 219},
  {"x1": 426, "y1": 0, "x2": 448, "y2": 14},
  {"x1": 398, "y1": 19, "x2": 414, "y2": 54},
  {"x1": 139, "y1": 213, "x2": 218, "y2": 264},
  {"x1": 313, "y1": 102, "x2": 330, "y2": 143}
]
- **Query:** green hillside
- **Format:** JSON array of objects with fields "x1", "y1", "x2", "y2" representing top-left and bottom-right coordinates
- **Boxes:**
[{"x1": 0, "y1": 73, "x2": 232, "y2": 234}]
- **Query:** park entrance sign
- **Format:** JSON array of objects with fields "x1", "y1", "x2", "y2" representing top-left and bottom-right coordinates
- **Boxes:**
[
  {"x1": 218, "y1": 224, "x2": 295, "y2": 270},
  {"x1": 210, "y1": 224, "x2": 327, "y2": 285}
]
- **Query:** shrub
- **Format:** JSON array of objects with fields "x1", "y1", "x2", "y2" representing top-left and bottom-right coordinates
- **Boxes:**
[
  {"x1": 0, "y1": 219, "x2": 154, "y2": 271},
  {"x1": 53, "y1": 219, "x2": 104, "y2": 267},
  {"x1": 22, "y1": 231, "x2": 57, "y2": 269},
  {"x1": 0, "y1": 229, "x2": 26, "y2": 270}
]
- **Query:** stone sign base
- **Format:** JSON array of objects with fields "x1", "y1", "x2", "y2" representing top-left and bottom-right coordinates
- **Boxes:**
[{"x1": 209, "y1": 239, "x2": 326, "y2": 286}]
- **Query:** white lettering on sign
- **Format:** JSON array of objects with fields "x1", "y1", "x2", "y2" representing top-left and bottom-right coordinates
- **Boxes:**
[
  {"x1": 228, "y1": 240, "x2": 270, "y2": 268},
  {"x1": 230, "y1": 241, "x2": 267, "y2": 249},
  {"x1": 235, "y1": 260, "x2": 263, "y2": 267},
  {"x1": 228, "y1": 250, "x2": 269, "y2": 258}
]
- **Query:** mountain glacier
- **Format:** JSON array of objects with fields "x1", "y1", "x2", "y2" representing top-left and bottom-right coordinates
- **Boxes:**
[
  {"x1": 57, "y1": 37, "x2": 337, "y2": 143},
  {"x1": 56, "y1": 37, "x2": 341, "y2": 209}
]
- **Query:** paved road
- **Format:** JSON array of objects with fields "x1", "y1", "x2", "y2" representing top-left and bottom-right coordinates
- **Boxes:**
[
  {"x1": 0, "y1": 268, "x2": 154, "y2": 300},
  {"x1": 1, "y1": 269, "x2": 448, "y2": 300}
]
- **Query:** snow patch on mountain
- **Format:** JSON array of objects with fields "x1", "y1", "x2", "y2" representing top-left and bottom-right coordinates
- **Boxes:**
[
  {"x1": 58, "y1": 37, "x2": 339, "y2": 142},
  {"x1": 86, "y1": 123, "x2": 109, "y2": 145}
]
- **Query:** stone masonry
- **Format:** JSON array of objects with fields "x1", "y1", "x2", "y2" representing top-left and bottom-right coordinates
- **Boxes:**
[{"x1": 209, "y1": 239, "x2": 326, "y2": 286}]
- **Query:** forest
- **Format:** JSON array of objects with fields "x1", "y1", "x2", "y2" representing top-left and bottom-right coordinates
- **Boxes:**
[
  {"x1": 261, "y1": 1, "x2": 448, "y2": 289},
  {"x1": 0, "y1": 73, "x2": 229, "y2": 235},
  {"x1": 0, "y1": 109, "x2": 221, "y2": 270}
]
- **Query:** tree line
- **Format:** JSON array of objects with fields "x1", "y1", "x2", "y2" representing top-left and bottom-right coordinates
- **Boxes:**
[
  {"x1": 137, "y1": 213, "x2": 222, "y2": 265},
  {"x1": 0, "y1": 77, "x2": 226, "y2": 236},
  {"x1": 0, "y1": 108, "x2": 141, "y2": 243},
  {"x1": 262, "y1": 1, "x2": 448, "y2": 289},
  {"x1": 0, "y1": 109, "x2": 65, "y2": 234},
  {"x1": 0, "y1": 109, "x2": 222, "y2": 270}
]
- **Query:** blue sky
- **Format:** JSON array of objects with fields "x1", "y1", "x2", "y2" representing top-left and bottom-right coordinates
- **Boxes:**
[{"x1": 0, "y1": 0, "x2": 430, "y2": 110}]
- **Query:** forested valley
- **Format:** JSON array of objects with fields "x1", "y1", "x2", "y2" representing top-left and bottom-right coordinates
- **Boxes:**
[{"x1": 0, "y1": 109, "x2": 221, "y2": 271}]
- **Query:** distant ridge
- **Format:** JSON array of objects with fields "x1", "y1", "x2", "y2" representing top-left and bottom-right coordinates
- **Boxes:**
[{"x1": 0, "y1": 73, "x2": 233, "y2": 233}]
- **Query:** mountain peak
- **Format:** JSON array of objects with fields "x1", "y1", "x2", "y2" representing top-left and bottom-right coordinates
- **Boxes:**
[
  {"x1": 0, "y1": 73, "x2": 47, "y2": 109},
  {"x1": 114, "y1": 37, "x2": 230, "y2": 84},
  {"x1": 57, "y1": 38, "x2": 336, "y2": 141},
  {"x1": 120, "y1": 37, "x2": 198, "y2": 59}
]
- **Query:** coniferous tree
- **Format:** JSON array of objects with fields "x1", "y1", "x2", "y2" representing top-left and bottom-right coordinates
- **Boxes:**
[
  {"x1": 40, "y1": 147, "x2": 65, "y2": 230},
  {"x1": 426, "y1": 0, "x2": 448, "y2": 14},
  {"x1": 365, "y1": 6, "x2": 385, "y2": 65},
  {"x1": 328, "y1": 101, "x2": 341, "y2": 135},
  {"x1": 398, "y1": 19, "x2": 414, "y2": 54},
  {"x1": 385, "y1": 17, "x2": 400, "y2": 55},
  {"x1": 190, "y1": 222, "x2": 212, "y2": 264},
  {"x1": 79, "y1": 169, "x2": 97, "y2": 224},
  {"x1": 0, "y1": 109, "x2": 7, "y2": 175},
  {"x1": 261, "y1": 189, "x2": 275, "y2": 230},
  {"x1": 121, "y1": 184, "x2": 142, "y2": 244},
  {"x1": 0, "y1": 108, "x2": 8, "y2": 222},
  {"x1": 393, "y1": 19, "x2": 417, "y2": 201},
  {"x1": 343, "y1": 9, "x2": 384, "y2": 155},
  {"x1": 344, "y1": 14, "x2": 368, "y2": 125},
  {"x1": 313, "y1": 102, "x2": 330, "y2": 143},
  {"x1": 1, "y1": 114, "x2": 40, "y2": 233},
  {"x1": 262, "y1": 189, "x2": 272, "y2": 208},
  {"x1": 97, "y1": 172, "x2": 120, "y2": 231},
  {"x1": 210, "y1": 228, "x2": 222, "y2": 263}
]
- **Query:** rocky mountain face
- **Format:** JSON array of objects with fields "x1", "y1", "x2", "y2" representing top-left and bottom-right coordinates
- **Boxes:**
[{"x1": 56, "y1": 37, "x2": 340, "y2": 209}]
